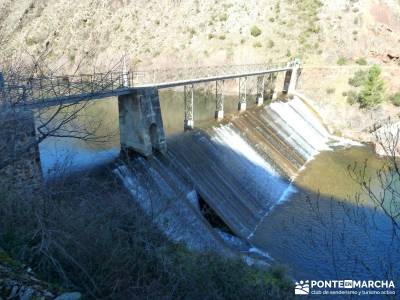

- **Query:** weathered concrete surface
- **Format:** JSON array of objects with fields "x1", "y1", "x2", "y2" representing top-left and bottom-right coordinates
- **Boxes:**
[
  {"x1": 118, "y1": 88, "x2": 167, "y2": 156},
  {"x1": 0, "y1": 108, "x2": 42, "y2": 191},
  {"x1": 113, "y1": 158, "x2": 231, "y2": 253}
]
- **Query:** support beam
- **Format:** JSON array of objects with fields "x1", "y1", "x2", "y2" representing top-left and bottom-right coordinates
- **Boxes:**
[
  {"x1": 184, "y1": 84, "x2": 194, "y2": 130},
  {"x1": 215, "y1": 80, "x2": 224, "y2": 120},
  {"x1": 256, "y1": 76, "x2": 265, "y2": 106},
  {"x1": 238, "y1": 77, "x2": 247, "y2": 112},
  {"x1": 118, "y1": 87, "x2": 166, "y2": 157},
  {"x1": 266, "y1": 73, "x2": 278, "y2": 101},
  {"x1": 282, "y1": 59, "x2": 301, "y2": 95}
]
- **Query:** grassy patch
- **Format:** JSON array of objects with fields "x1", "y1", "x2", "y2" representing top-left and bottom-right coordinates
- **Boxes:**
[
  {"x1": 355, "y1": 58, "x2": 367, "y2": 65},
  {"x1": 337, "y1": 56, "x2": 347, "y2": 65},
  {"x1": 390, "y1": 92, "x2": 400, "y2": 107}
]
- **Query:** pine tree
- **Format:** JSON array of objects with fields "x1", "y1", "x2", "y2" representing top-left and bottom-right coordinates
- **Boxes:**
[{"x1": 359, "y1": 65, "x2": 385, "y2": 108}]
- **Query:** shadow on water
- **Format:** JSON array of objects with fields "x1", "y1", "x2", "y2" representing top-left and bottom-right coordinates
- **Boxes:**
[{"x1": 166, "y1": 129, "x2": 399, "y2": 284}]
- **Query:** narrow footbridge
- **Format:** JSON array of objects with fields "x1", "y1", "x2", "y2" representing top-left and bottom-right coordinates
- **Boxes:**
[{"x1": 1, "y1": 60, "x2": 301, "y2": 156}]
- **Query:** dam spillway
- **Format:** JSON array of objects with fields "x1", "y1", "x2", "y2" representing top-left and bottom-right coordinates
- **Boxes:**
[{"x1": 116, "y1": 96, "x2": 335, "y2": 240}]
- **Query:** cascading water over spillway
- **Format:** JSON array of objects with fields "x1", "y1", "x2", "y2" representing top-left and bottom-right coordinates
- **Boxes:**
[{"x1": 116, "y1": 96, "x2": 349, "y2": 241}]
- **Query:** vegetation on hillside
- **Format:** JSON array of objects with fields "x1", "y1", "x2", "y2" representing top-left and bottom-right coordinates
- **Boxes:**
[
  {"x1": 358, "y1": 65, "x2": 385, "y2": 108},
  {"x1": 346, "y1": 65, "x2": 386, "y2": 109},
  {"x1": 0, "y1": 172, "x2": 293, "y2": 299}
]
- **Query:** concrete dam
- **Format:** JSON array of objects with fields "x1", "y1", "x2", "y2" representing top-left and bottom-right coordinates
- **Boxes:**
[
  {"x1": 114, "y1": 95, "x2": 337, "y2": 252},
  {"x1": 2, "y1": 60, "x2": 347, "y2": 256}
]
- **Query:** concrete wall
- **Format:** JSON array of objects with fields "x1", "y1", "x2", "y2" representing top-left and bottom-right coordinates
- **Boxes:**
[{"x1": 0, "y1": 108, "x2": 42, "y2": 191}]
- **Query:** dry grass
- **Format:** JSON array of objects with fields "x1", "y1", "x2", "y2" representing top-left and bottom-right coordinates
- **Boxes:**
[{"x1": 0, "y1": 168, "x2": 293, "y2": 299}]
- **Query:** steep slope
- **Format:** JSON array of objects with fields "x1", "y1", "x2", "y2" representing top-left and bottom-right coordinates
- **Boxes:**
[{"x1": 0, "y1": 0, "x2": 399, "y2": 71}]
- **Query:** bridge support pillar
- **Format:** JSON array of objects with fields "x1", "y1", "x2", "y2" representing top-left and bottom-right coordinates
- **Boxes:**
[
  {"x1": 256, "y1": 76, "x2": 265, "y2": 106},
  {"x1": 238, "y1": 77, "x2": 247, "y2": 112},
  {"x1": 283, "y1": 59, "x2": 301, "y2": 95},
  {"x1": 215, "y1": 80, "x2": 224, "y2": 120},
  {"x1": 118, "y1": 88, "x2": 166, "y2": 157},
  {"x1": 184, "y1": 84, "x2": 194, "y2": 130}
]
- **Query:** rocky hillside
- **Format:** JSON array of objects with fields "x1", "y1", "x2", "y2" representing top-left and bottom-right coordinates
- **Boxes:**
[{"x1": 0, "y1": 0, "x2": 400, "y2": 71}]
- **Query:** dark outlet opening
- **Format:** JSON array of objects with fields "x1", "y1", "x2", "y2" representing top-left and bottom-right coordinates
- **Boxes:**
[{"x1": 198, "y1": 193, "x2": 235, "y2": 236}]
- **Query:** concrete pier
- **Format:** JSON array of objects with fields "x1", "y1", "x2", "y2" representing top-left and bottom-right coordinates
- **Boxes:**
[
  {"x1": 283, "y1": 59, "x2": 300, "y2": 95},
  {"x1": 118, "y1": 87, "x2": 166, "y2": 157},
  {"x1": 238, "y1": 77, "x2": 247, "y2": 112}
]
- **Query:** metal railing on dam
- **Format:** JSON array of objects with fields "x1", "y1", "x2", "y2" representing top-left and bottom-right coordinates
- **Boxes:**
[{"x1": 1, "y1": 62, "x2": 294, "y2": 108}]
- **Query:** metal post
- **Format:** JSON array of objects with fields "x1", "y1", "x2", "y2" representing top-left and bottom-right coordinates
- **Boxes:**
[
  {"x1": 256, "y1": 75, "x2": 265, "y2": 106},
  {"x1": 238, "y1": 76, "x2": 247, "y2": 112},
  {"x1": 0, "y1": 72, "x2": 4, "y2": 91},
  {"x1": 122, "y1": 55, "x2": 129, "y2": 87},
  {"x1": 215, "y1": 80, "x2": 224, "y2": 120},
  {"x1": 184, "y1": 84, "x2": 194, "y2": 130}
]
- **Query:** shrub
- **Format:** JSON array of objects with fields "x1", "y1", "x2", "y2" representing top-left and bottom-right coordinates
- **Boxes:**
[
  {"x1": 348, "y1": 70, "x2": 367, "y2": 87},
  {"x1": 355, "y1": 58, "x2": 367, "y2": 65},
  {"x1": 218, "y1": 35, "x2": 226, "y2": 40},
  {"x1": 269, "y1": 17, "x2": 275, "y2": 22},
  {"x1": 358, "y1": 65, "x2": 385, "y2": 108},
  {"x1": 346, "y1": 90, "x2": 359, "y2": 105},
  {"x1": 337, "y1": 56, "x2": 347, "y2": 65},
  {"x1": 390, "y1": 92, "x2": 400, "y2": 106},
  {"x1": 326, "y1": 87, "x2": 335, "y2": 94},
  {"x1": 253, "y1": 42, "x2": 262, "y2": 48},
  {"x1": 267, "y1": 39, "x2": 275, "y2": 48},
  {"x1": 0, "y1": 175, "x2": 294, "y2": 299},
  {"x1": 250, "y1": 25, "x2": 262, "y2": 37},
  {"x1": 219, "y1": 13, "x2": 228, "y2": 21}
]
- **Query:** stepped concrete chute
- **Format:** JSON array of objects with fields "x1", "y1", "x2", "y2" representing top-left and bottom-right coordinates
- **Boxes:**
[{"x1": 118, "y1": 87, "x2": 166, "y2": 157}]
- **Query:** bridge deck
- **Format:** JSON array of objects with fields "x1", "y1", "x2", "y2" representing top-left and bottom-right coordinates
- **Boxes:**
[{"x1": 2, "y1": 63, "x2": 292, "y2": 109}]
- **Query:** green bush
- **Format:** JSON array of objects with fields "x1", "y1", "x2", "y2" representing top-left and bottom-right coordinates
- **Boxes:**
[
  {"x1": 355, "y1": 58, "x2": 367, "y2": 65},
  {"x1": 337, "y1": 56, "x2": 347, "y2": 65},
  {"x1": 326, "y1": 87, "x2": 335, "y2": 94},
  {"x1": 346, "y1": 90, "x2": 359, "y2": 105},
  {"x1": 390, "y1": 92, "x2": 400, "y2": 106},
  {"x1": 219, "y1": 13, "x2": 228, "y2": 21},
  {"x1": 267, "y1": 39, "x2": 275, "y2": 48},
  {"x1": 250, "y1": 25, "x2": 262, "y2": 37},
  {"x1": 358, "y1": 65, "x2": 385, "y2": 108},
  {"x1": 348, "y1": 70, "x2": 367, "y2": 87},
  {"x1": 253, "y1": 42, "x2": 262, "y2": 48}
]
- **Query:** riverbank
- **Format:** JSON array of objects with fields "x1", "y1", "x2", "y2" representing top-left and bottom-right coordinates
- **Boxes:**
[{"x1": 297, "y1": 66, "x2": 400, "y2": 145}]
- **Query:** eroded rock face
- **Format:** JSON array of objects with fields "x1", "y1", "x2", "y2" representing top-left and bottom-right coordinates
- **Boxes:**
[{"x1": 373, "y1": 121, "x2": 400, "y2": 157}]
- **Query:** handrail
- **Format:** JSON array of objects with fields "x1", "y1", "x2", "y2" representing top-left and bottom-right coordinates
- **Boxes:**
[{"x1": 1, "y1": 62, "x2": 296, "y2": 106}]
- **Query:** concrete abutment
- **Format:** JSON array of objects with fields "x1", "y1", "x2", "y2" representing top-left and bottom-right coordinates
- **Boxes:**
[{"x1": 118, "y1": 87, "x2": 167, "y2": 157}]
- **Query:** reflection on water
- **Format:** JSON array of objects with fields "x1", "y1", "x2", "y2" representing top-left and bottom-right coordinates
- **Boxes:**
[
  {"x1": 251, "y1": 146, "x2": 400, "y2": 286},
  {"x1": 39, "y1": 85, "x2": 257, "y2": 174},
  {"x1": 38, "y1": 98, "x2": 120, "y2": 176}
]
